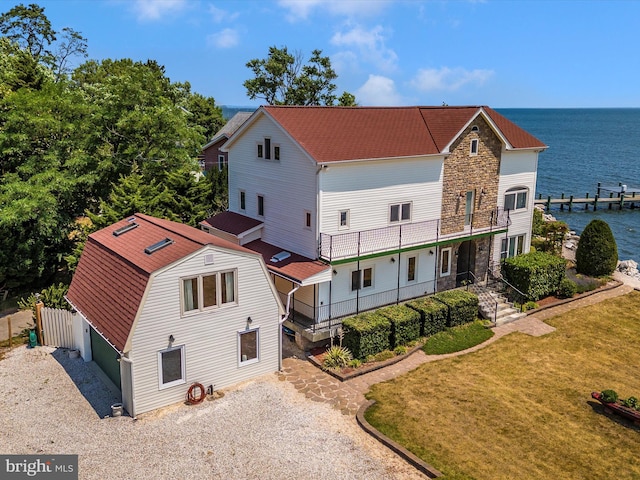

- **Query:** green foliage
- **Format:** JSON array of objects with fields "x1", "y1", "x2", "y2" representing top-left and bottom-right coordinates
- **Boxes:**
[
  {"x1": 244, "y1": 46, "x2": 356, "y2": 106},
  {"x1": 423, "y1": 320, "x2": 494, "y2": 355},
  {"x1": 348, "y1": 358, "x2": 362, "y2": 369},
  {"x1": 377, "y1": 304, "x2": 421, "y2": 348},
  {"x1": 557, "y1": 278, "x2": 578, "y2": 299},
  {"x1": 502, "y1": 251, "x2": 566, "y2": 301},
  {"x1": 575, "y1": 219, "x2": 618, "y2": 277},
  {"x1": 372, "y1": 350, "x2": 395, "y2": 362},
  {"x1": 393, "y1": 345, "x2": 407, "y2": 356},
  {"x1": 540, "y1": 220, "x2": 569, "y2": 256},
  {"x1": 433, "y1": 290, "x2": 479, "y2": 327},
  {"x1": 342, "y1": 312, "x2": 391, "y2": 360},
  {"x1": 600, "y1": 389, "x2": 618, "y2": 404},
  {"x1": 406, "y1": 297, "x2": 448, "y2": 336},
  {"x1": 532, "y1": 208, "x2": 545, "y2": 236},
  {"x1": 622, "y1": 396, "x2": 638, "y2": 410},
  {"x1": 523, "y1": 301, "x2": 539, "y2": 311},
  {"x1": 321, "y1": 345, "x2": 353, "y2": 371},
  {"x1": 18, "y1": 283, "x2": 71, "y2": 319}
]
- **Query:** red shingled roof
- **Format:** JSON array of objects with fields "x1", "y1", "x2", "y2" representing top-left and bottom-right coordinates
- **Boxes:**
[
  {"x1": 201, "y1": 211, "x2": 263, "y2": 236},
  {"x1": 67, "y1": 213, "x2": 255, "y2": 352},
  {"x1": 261, "y1": 105, "x2": 546, "y2": 162}
]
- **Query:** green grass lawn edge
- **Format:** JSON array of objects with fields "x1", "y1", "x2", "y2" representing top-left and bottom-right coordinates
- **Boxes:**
[{"x1": 422, "y1": 320, "x2": 494, "y2": 355}]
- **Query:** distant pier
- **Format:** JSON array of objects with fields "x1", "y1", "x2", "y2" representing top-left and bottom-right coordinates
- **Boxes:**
[{"x1": 534, "y1": 182, "x2": 640, "y2": 212}]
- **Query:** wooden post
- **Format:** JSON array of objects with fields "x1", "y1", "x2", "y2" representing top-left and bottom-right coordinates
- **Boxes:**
[
  {"x1": 560, "y1": 193, "x2": 565, "y2": 211},
  {"x1": 585, "y1": 192, "x2": 589, "y2": 210},
  {"x1": 609, "y1": 192, "x2": 614, "y2": 210},
  {"x1": 35, "y1": 301, "x2": 44, "y2": 346},
  {"x1": 7, "y1": 316, "x2": 11, "y2": 349},
  {"x1": 597, "y1": 182, "x2": 601, "y2": 196},
  {"x1": 620, "y1": 194, "x2": 625, "y2": 210},
  {"x1": 569, "y1": 195, "x2": 574, "y2": 212},
  {"x1": 594, "y1": 194, "x2": 598, "y2": 211},
  {"x1": 546, "y1": 195, "x2": 551, "y2": 212}
]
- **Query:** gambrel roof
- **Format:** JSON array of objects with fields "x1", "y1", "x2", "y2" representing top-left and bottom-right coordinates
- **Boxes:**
[
  {"x1": 67, "y1": 213, "x2": 264, "y2": 353},
  {"x1": 226, "y1": 105, "x2": 546, "y2": 163}
]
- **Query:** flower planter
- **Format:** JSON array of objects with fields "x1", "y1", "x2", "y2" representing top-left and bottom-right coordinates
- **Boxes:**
[{"x1": 591, "y1": 391, "x2": 640, "y2": 426}]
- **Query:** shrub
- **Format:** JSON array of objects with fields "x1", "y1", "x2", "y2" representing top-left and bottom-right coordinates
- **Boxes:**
[
  {"x1": 433, "y1": 290, "x2": 479, "y2": 327},
  {"x1": 575, "y1": 219, "x2": 618, "y2": 276},
  {"x1": 600, "y1": 389, "x2": 618, "y2": 403},
  {"x1": 557, "y1": 278, "x2": 578, "y2": 299},
  {"x1": 406, "y1": 297, "x2": 448, "y2": 336},
  {"x1": 373, "y1": 350, "x2": 395, "y2": 362},
  {"x1": 342, "y1": 312, "x2": 391, "y2": 360},
  {"x1": 523, "y1": 301, "x2": 539, "y2": 311},
  {"x1": 622, "y1": 396, "x2": 638, "y2": 409},
  {"x1": 348, "y1": 358, "x2": 362, "y2": 369},
  {"x1": 377, "y1": 304, "x2": 421, "y2": 348},
  {"x1": 532, "y1": 207, "x2": 545, "y2": 236},
  {"x1": 322, "y1": 346, "x2": 353, "y2": 370},
  {"x1": 393, "y1": 345, "x2": 407, "y2": 356},
  {"x1": 502, "y1": 251, "x2": 566, "y2": 301}
]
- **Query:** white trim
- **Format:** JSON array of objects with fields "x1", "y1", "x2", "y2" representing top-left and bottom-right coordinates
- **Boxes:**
[
  {"x1": 389, "y1": 201, "x2": 412, "y2": 224},
  {"x1": 157, "y1": 345, "x2": 185, "y2": 390},
  {"x1": 338, "y1": 209, "x2": 350, "y2": 230},
  {"x1": 407, "y1": 255, "x2": 417, "y2": 283},
  {"x1": 504, "y1": 186, "x2": 529, "y2": 212},
  {"x1": 238, "y1": 327, "x2": 260, "y2": 366},
  {"x1": 470, "y1": 138, "x2": 479, "y2": 156},
  {"x1": 440, "y1": 247, "x2": 452, "y2": 277}
]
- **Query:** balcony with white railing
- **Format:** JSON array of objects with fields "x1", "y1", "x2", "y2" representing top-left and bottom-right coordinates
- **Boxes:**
[{"x1": 319, "y1": 208, "x2": 510, "y2": 262}]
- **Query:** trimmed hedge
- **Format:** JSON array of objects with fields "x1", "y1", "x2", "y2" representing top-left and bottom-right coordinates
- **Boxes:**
[
  {"x1": 406, "y1": 297, "x2": 448, "y2": 336},
  {"x1": 377, "y1": 304, "x2": 421, "y2": 348},
  {"x1": 342, "y1": 312, "x2": 391, "y2": 360},
  {"x1": 434, "y1": 290, "x2": 479, "y2": 327},
  {"x1": 575, "y1": 219, "x2": 618, "y2": 276},
  {"x1": 501, "y1": 251, "x2": 566, "y2": 301}
]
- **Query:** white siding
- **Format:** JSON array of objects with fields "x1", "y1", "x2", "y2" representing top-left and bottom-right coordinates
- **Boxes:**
[
  {"x1": 493, "y1": 150, "x2": 539, "y2": 263},
  {"x1": 129, "y1": 246, "x2": 281, "y2": 416},
  {"x1": 228, "y1": 115, "x2": 318, "y2": 258},
  {"x1": 319, "y1": 157, "x2": 444, "y2": 236}
]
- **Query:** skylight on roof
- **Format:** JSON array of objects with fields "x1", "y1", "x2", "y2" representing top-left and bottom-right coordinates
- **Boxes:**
[
  {"x1": 270, "y1": 251, "x2": 291, "y2": 263},
  {"x1": 144, "y1": 238, "x2": 173, "y2": 254},
  {"x1": 113, "y1": 222, "x2": 139, "y2": 237}
]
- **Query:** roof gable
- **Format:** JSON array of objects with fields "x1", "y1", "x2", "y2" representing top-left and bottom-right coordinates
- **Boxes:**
[
  {"x1": 237, "y1": 105, "x2": 546, "y2": 164},
  {"x1": 67, "y1": 213, "x2": 258, "y2": 352}
]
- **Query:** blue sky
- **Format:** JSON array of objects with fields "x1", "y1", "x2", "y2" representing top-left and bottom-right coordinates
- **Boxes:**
[{"x1": 15, "y1": 0, "x2": 640, "y2": 108}]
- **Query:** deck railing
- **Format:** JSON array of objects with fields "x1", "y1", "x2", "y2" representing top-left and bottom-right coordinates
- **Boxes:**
[
  {"x1": 285, "y1": 280, "x2": 436, "y2": 333},
  {"x1": 319, "y1": 208, "x2": 510, "y2": 262}
]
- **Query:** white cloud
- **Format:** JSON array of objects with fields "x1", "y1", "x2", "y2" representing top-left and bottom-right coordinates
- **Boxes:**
[
  {"x1": 410, "y1": 67, "x2": 494, "y2": 92},
  {"x1": 331, "y1": 25, "x2": 398, "y2": 73},
  {"x1": 355, "y1": 74, "x2": 404, "y2": 106},
  {"x1": 209, "y1": 5, "x2": 240, "y2": 23},
  {"x1": 277, "y1": 0, "x2": 390, "y2": 22},
  {"x1": 207, "y1": 28, "x2": 239, "y2": 49},
  {"x1": 130, "y1": 0, "x2": 187, "y2": 22}
]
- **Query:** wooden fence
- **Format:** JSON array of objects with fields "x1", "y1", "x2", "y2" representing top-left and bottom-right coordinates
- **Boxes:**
[{"x1": 40, "y1": 307, "x2": 75, "y2": 349}]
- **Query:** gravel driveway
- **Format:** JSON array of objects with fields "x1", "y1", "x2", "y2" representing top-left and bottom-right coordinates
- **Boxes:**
[{"x1": 0, "y1": 346, "x2": 425, "y2": 479}]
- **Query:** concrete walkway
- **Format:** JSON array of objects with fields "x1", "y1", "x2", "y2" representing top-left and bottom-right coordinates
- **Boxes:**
[{"x1": 278, "y1": 281, "x2": 636, "y2": 416}]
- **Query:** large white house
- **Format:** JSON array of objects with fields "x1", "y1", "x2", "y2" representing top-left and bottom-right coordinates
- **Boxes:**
[
  {"x1": 201, "y1": 106, "x2": 546, "y2": 348},
  {"x1": 67, "y1": 213, "x2": 284, "y2": 416}
]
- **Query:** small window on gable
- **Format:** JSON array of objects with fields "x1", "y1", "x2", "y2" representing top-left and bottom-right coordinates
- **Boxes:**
[
  {"x1": 218, "y1": 155, "x2": 226, "y2": 171},
  {"x1": 257, "y1": 143, "x2": 263, "y2": 158},
  {"x1": 504, "y1": 187, "x2": 528, "y2": 212},
  {"x1": 470, "y1": 138, "x2": 479, "y2": 156},
  {"x1": 264, "y1": 138, "x2": 271, "y2": 160},
  {"x1": 471, "y1": 125, "x2": 479, "y2": 132},
  {"x1": 274, "y1": 145, "x2": 280, "y2": 160}
]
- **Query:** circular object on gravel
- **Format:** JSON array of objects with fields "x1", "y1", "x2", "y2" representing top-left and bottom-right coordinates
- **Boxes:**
[{"x1": 186, "y1": 383, "x2": 206, "y2": 405}]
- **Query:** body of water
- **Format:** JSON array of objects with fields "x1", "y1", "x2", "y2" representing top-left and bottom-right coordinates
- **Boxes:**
[{"x1": 498, "y1": 108, "x2": 640, "y2": 263}]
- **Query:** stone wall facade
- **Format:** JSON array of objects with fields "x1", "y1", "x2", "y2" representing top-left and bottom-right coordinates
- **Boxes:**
[{"x1": 440, "y1": 116, "x2": 502, "y2": 235}]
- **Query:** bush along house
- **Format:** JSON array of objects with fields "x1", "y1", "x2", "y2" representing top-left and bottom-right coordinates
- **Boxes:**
[{"x1": 200, "y1": 106, "x2": 547, "y2": 349}]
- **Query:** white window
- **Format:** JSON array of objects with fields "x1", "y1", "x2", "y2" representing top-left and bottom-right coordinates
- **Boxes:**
[
  {"x1": 501, "y1": 235, "x2": 525, "y2": 259},
  {"x1": 158, "y1": 345, "x2": 185, "y2": 389},
  {"x1": 504, "y1": 187, "x2": 528, "y2": 211},
  {"x1": 351, "y1": 267, "x2": 373, "y2": 291},
  {"x1": 264, "y1": 138, "x2": 271, "y2": 160},
  {"x1": 470, "y1": 138, "x2": 479, "y2": 155},
  {"x1": 407, "y1": 256, "x2": 417, "y2": 282},
  {"x1": 257, "y1": 195, "x2": 264, "y2": 216},
  {"x1": 440, "y1": 247, "x2": 452, "y2": 277},
  {"x1": 181, "y1": 271, "x2": 236, "y2": 314},
  {"x1": 339, "y1": 210, "x2": 350, "y2": 229},
  {"x1": 464, "y1": 190, "x2": 475, "y2": 226},
  {"x1": 390, "y1": 202, "x2": 411, "y2": 223},
  {"x1": 239, "y1": 190, "x2": 246, "y2": 211},
  {"x1": 274, "y1": 145, "x2": 280, "y2": 161},
  {"x1": 217, "y1": 154, "x2": 226, "y2": 171},
  {"x1": 257, "y1": 143, "x2": 263, "y2": 158},
  {"x1": 239, "y1": 328, "x2": 259, "y2": 365}
]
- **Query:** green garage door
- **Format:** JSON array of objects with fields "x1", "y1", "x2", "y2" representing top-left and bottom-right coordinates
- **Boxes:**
[{"x1": 90, "y1": 327, "x2": 121, "y2": 389}]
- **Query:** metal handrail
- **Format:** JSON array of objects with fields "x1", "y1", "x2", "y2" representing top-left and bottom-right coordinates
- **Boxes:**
[
  {"x1": 462, "y1": 270, "x2": 499, "y2": 324},
  {"x1": 488, "y1": 262, "x2": 529, "y2": 311}
]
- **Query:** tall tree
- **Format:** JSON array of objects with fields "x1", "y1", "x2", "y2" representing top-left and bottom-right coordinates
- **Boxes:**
[{"x1": 244, "y1": 46, "x2": 356, "y2": 106}]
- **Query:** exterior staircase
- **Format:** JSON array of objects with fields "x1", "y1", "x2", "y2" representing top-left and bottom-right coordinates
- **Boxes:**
[{"x1": 468, "y1": 282, "x2": 527, "y2": 326}]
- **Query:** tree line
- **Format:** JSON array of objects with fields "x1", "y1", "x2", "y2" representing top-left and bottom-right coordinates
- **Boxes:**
[{"x1": 0, "y1": 3, "x2": 355, "y2": 294}]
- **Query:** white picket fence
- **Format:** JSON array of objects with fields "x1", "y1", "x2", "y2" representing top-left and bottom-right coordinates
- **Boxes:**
[{"x1": 41, "y1": 307, "x2": 75, "y2": 349}]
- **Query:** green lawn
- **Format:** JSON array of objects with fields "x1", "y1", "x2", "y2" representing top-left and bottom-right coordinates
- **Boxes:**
[
  {"x1": 423, "y1": 320, "x2": 494, "y2": 355},
  {"x1": 365, "y1": 291, "x2": 640, "y2": 480}
]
